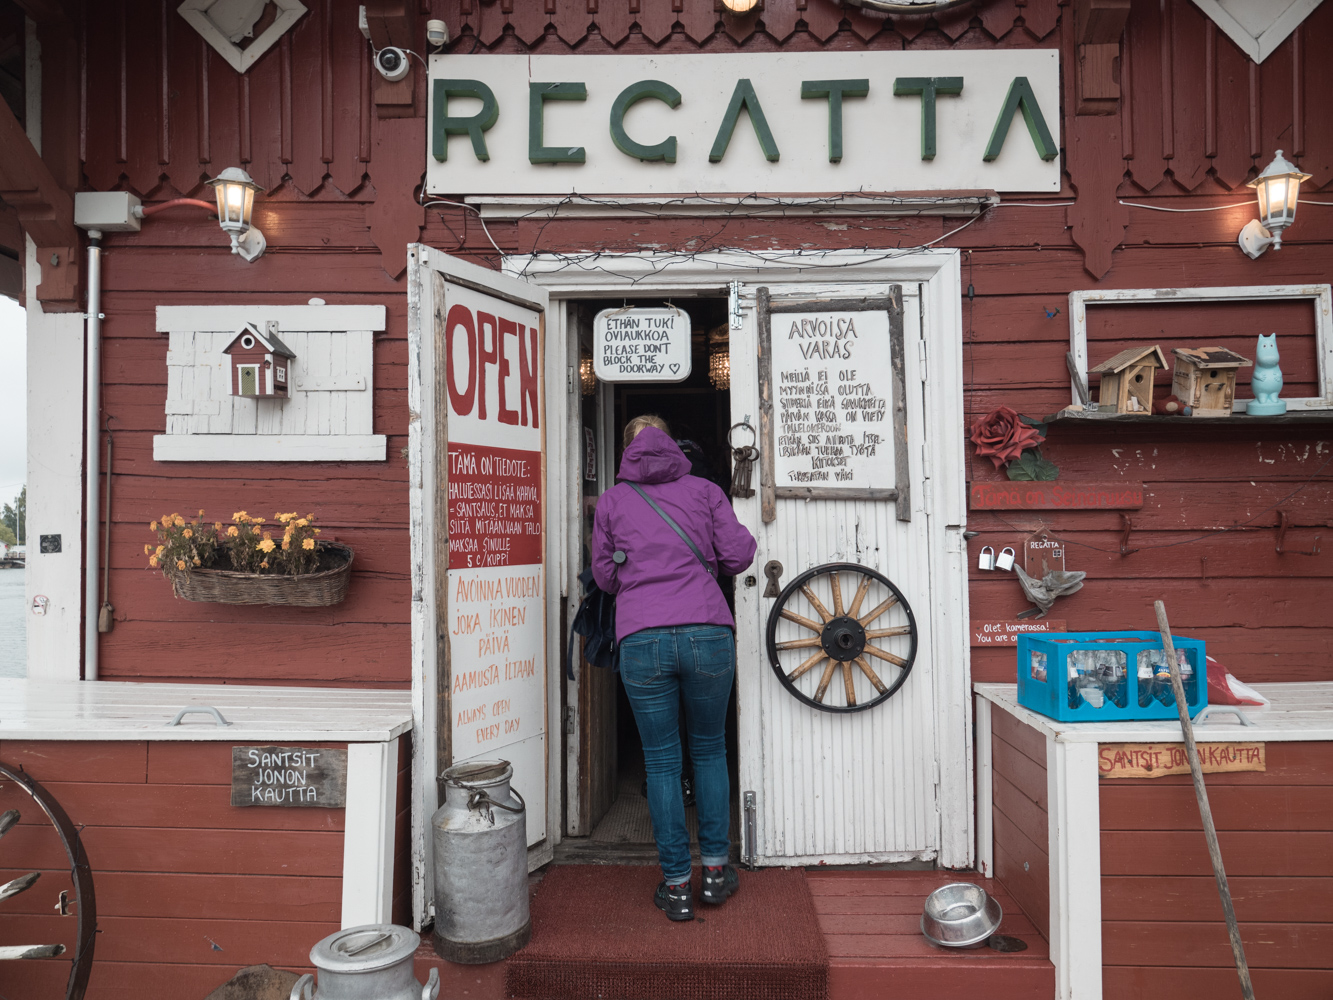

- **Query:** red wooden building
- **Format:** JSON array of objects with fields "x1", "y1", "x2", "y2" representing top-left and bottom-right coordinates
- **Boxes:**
[{"x1": 1, "y1": 1, "x2": 1331, "y2": 998}]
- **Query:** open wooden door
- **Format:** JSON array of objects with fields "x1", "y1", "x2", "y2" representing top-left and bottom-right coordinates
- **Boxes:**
[{"x1": 407, "y1": 246, "x2": 553, "y2": 929}]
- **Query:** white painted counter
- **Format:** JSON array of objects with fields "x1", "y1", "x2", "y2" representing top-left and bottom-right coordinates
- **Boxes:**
[{"x1": 0, "y1": 678, "x2": 413, "y2": 929}]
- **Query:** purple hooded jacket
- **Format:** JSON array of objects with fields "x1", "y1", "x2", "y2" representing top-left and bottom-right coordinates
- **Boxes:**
[{"x1": 592, "y1": 427, "x2": 757, "y2": 641}]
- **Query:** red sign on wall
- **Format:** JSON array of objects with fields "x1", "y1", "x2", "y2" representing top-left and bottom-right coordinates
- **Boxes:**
[
  {"x1": 969, "y1": 481, "x2": 1144, "y2": 510},
  {"x1": 447, "y1": 442, "x2": 543, "y2": 568}
]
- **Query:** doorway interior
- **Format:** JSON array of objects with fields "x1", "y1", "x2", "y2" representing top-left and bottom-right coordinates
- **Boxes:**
[{"x1": 564, "y1": 295, "x2": 742, "y2": 862}]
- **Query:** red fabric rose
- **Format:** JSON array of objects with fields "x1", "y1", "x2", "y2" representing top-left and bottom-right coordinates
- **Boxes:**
[{"x1": 969, "y1": 407, "x2": 1045, "y2": 469}]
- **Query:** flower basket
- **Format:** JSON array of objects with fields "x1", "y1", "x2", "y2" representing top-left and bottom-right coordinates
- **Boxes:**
[{"x1": 170, "y1": 541, "x2": 354, "y2": 607}]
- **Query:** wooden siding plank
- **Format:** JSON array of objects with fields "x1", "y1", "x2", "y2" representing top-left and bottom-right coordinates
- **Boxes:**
[
  {"x1": 1104, "y1": 966, "x2": 1333, "y2": 1000},
  {"x1": 0, "y1": 740, "x2": 148, "y2": 782},
  {"x1": 0, "y1": 869, "x2": 340, "y2": 921},
  {"x1": 993, "y1": 772, "x2": 1048, "y2": 848},
  {"x1": 1103, "y1": 919, "x2": 1333, "y2": 969},
  {"x1": 2, "y1": 780, "x2": 346, "y2": 830},
  {"x1": 1102, "y1": 875, "x2": 1333, "y2": 924},
  {"x1": 1099, "y1": 742, "x2": 1333, "y2": 786},
  {"x1": 991, "y1": 733, "x2": 1049, "y2": 811},
  {"x1": 1102, "y1": 830, "x2": 1333, "y2": 877},
  {"x1": 992, "y1": 704, "x2": 1048, "y2": 765},
  {"x1": 1100, "y1": 783, "x2": 1333, "y2": 831}
]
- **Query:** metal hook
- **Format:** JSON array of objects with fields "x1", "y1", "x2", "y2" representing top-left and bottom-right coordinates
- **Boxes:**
[
  {"x1": 1119, "y1": 514, "x2": 1138, "y2": 556},
  {"x1": 1275, "y1": 511, "x2": 1321, "y2": 556}
]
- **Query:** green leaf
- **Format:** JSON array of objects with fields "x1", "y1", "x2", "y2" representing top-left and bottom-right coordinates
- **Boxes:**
[
  {"x1": 1033, "y1": 457, "x2": 1060, "y2": 481},
  {"x1": 1007, "y1": 451, "x2": 1038, "y2": 481}
]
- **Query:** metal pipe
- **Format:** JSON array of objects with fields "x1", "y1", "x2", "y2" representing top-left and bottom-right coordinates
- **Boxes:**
[{"x1": 84, "y1": 230, "x2": 102, "y2": 681}]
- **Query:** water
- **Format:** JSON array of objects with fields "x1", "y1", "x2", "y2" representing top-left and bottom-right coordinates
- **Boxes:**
[{"x1": 0, "y1": 569, "x2": 25, "y2": 677}]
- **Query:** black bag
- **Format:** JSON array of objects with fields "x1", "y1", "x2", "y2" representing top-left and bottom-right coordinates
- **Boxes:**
[{"x1": 568, "y1": 566, "x2": 618, "y2": 677}]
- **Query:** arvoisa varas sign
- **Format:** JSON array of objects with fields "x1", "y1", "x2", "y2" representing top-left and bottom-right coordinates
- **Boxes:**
[{"x1": 425, "y1": 51, "x2": 1060, "y2": 195}]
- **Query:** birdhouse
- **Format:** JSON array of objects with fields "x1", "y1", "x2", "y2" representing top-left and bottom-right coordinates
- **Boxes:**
[
  {"x1": 222, "y1": 322, "x2": 296, "y2": 398},
  {"x1": 1171, "y1": 346, "x2": 1251, "y2": 417},
  {"x1": 1090, "y1": 345, "x2": 1167, "y2": 414}
]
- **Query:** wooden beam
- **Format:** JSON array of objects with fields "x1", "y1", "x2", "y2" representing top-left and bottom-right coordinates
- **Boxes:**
[
  {"x1": 0, "y1": 88, "x2": 78, "y2": 308},
  {"x1": 12, "y1": 0, "x2": 74, "y2": 31},
  {"x1": 1074, "y1": 0, "x2": 1131, "y2": 116}
]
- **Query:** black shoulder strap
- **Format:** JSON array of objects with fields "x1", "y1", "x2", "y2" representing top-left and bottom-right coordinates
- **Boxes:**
[{"x1": 626, "y1": 481, "x2": 716, "y2": 578}]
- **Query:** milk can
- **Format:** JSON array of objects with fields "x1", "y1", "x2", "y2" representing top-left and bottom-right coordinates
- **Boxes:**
[
  {"x1": 431, "y1": 759, "x2": 532, "y2": 964},
  {"x1": 289, "y1": 924, "x2": 439, "y2": 1000}
]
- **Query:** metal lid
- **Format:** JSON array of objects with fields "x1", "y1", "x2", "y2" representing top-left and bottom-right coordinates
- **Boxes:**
[
  {"x1": 310, "y1": 923, "x2": 420, "y2": 973},
  {"x1": 442, "y1": 759, "x2": 512, "y2": 788}
]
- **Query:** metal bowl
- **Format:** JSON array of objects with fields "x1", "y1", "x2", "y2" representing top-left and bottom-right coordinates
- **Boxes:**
[{"x1": 920, "y1": 883, "x2": 1003, "y2": 948}]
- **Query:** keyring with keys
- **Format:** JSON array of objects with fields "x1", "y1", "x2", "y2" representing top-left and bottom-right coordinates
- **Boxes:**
[{"x1": 728, "y1": 422, "x2": 759, "y2": 499}]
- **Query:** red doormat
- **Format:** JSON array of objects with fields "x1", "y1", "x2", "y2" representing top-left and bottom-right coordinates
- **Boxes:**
[{"x1": 505, "y1": 864, "x2": 828, "y2": 1000}]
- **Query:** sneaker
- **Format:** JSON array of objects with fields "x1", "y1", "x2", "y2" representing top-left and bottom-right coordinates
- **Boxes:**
[
  {"x1": 654, "y1": 880, "x2": 695, "y2": 921},
  {"x1": 700, "y1": 864, "x2": 739, "y2": 906}
]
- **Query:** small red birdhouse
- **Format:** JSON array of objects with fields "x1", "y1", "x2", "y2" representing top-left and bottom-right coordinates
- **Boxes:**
[{"x1": 222, "y1": 322, "x2": 296, "y2": 398}]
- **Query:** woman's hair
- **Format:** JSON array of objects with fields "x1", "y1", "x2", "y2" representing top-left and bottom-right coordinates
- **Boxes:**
[{"x1": 623, "y1": 414, "x2": 670, "y2": 449}]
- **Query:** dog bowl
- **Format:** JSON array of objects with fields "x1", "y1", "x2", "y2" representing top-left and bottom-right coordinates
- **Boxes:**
[{"x1": 920, "y1": 883, "x2": 1003, "y2": 948}]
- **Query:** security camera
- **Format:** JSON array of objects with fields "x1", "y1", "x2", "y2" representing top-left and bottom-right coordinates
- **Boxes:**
[
  {"x1": 425, "y1": 19, "x2": 449, "y2": 51},
  {"x1": 375, "y1": 47, "x2": 410, "y2": 82}
]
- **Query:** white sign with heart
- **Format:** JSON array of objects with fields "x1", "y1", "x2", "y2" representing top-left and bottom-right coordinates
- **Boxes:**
[{"x1": 593, "y1": 306, "x2": 692, "y2": 384}]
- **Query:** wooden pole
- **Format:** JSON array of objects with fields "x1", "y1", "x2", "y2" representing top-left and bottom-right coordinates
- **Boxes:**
[{"x1": 1153, "y1": 600, "x2": 1256, "y2": 1000}]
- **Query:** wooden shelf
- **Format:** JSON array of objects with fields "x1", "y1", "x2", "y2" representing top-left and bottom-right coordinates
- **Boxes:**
[{"x1": 1044, "y1": 407, "x2": 1333, "y2": 426}]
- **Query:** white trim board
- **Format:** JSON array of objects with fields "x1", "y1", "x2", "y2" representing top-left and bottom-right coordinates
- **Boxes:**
[
  {"x1": 1190, "y1": 0, "x2": 1325, "y2": 64},
  {"x1": 1068, "y1": 283, "x2": 1333, "y2": 412},
  {"x1": 152, "y1": 434, "x2": 387, "y2": 462},
  {"x1": 156, "y1": 304, "x2": 387, "y2": 333}
]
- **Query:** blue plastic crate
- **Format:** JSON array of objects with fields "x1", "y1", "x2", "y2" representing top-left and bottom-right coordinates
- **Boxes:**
[{"x1": 1016, "y1": 630, "x2": 1207, "y2": 722}]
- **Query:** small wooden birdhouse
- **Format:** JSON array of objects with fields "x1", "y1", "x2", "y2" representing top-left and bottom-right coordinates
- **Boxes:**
[
  {"x1": 222, "y1": 322, "x2": 296, "y2": 398},
  {"x1": 1090, "y1": 345, "x2": 1167, "y2": 414},
  {"x1": 1171, "y1": 346, "x2": 1252, "y2": 417}
]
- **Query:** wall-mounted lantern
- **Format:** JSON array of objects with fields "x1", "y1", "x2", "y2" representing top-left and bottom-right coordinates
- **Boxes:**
[
  {"x1": 1238, "y1": 150, "x2": 1311, "y2": 259},
  {"x1": 207, "y1": 167, "x2": 266, "y2": 263},
  {"x1": 719, "y1": 0, "x2": 760, "y2": 12}
]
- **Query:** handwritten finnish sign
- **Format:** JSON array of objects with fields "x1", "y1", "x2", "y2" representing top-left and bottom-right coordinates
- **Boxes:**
[
  {"x1": 772, "y1": 309, "x2": 895, "y2": 490},
  {"x1": 1098, "y1": 742, "x2": 1266, "y2": 779},
  {"x1": 594, "y1": 307, "x2": 691, "y2": 383},
  {"x1": 971, "y1": 619, "x2": 1065, "y2": 647},
  {"x1": 969, "y1": 481, "x2": 1144, "y2": 510},
  {"x1": 231, "y1": 746, "x2": 347, "y2": 807}
]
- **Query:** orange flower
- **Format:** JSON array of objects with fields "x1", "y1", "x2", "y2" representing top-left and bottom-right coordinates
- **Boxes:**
[
  {"x1": 226, "y1": 526, "x2": 239, "y2": 537},
  {"x1": 173, "y1": 515, "x2": 186, "y2": 527},
  {"x1": 260, "y1": 560, "x2": 269, "y2": 569},
  {"x1": 214, "y1": 522, "x2": 223, "y2": 532},
  {"x1": 143, "y1": 544, "x2": 151, "y2": 555},
  {"x1": 183, "y1": 528, "x2": 193, "y2": 539},
  {"x1": 198, "y1": 509, "x2": 205, "y2": 516},
  {"x1": 296, "y1": 518, "x2": 309, "y2": 527},
  {"x1": 156, "y1": 545, "x2": 165, "y2": 555},
  {"x1": 150, "y1": 521, "x2": 157, "y2": 531},
  {"x1": 302, "y1": 538, "x2": 315, "y2": 550},
  {"x1": 281, "y1": 537, "x2": 290, "y2": 550},
  {"x1": 259, "y1": 539, "x2": 276, "y2": 554},
  {"x1": 176, "y1": 560, "x2": 186, "y2": 570},
  {"x1": 192, "y1": 556, "x2": 201, "y2": 566},
  {"x1": 149, "y1": 555, "x2": 158, "y2": 568}
]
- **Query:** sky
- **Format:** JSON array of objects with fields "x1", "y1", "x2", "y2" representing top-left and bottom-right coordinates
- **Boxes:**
[{"x1": 0, "y1": 294, "x2": 25, "y2": 511}]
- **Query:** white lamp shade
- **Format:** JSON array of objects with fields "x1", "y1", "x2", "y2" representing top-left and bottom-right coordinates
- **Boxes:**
[
  {"x1": 207, "y1": 167, "x2": 261, "y2": 235},
  {"x1": 1248, "y1": 150, "x2": 1311, "y2": 238}
]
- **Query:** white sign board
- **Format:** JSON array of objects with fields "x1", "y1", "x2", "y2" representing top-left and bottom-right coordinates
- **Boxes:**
[
  {"x1": 593, "y1": 307, "x2": 692, "y2": 383},
  {"x1": 441, "y1": 279, "x2": 547, "y2": 846},
  {"x1": 772, "y1": 309, "x2": 896, "y2": 491},
  {"x1": 426, "y1": 50, "x2": 1060, "y2": 196}
]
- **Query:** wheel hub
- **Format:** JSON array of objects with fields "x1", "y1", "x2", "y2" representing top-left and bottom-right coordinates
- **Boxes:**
[{"x1": 820, "y1": 616, "x2": 866, "y2": 661}]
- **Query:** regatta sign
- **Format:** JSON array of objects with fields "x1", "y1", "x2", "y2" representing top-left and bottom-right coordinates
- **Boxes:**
[{"x1": 425, "y1": 50, "x2": 1060, "y2": 196}]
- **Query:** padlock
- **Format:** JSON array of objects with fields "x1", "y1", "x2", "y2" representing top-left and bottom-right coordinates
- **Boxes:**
[
  {"x1": 977, "y1": 546, "x2": 996, "y2": 571},
  {"x1": 996, "y1": 546, "x2": 1016, "y2": 571}
]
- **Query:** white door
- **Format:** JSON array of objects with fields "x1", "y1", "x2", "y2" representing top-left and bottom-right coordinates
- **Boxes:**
[
  {"x1": 406, "y1": 247, "x2": 556, "y2": 929},
  {"x1": 733, "y1": 280, "x2": 954, "y2": 867}
]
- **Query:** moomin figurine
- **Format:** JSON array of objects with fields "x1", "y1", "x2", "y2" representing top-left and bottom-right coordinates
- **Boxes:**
[{"x1": 1247, "y1": 333, "x2": 1286, "y2": 416}]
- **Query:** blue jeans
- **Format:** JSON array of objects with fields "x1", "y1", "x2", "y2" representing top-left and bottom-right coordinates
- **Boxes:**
[{"x1": 618, "y1": 624, "x2": 734, "y2": 885}]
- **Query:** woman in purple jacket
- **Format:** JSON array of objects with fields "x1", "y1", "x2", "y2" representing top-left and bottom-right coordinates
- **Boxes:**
[{"x1": 593, "y1": 417, "x2": 757, "y2": 922}]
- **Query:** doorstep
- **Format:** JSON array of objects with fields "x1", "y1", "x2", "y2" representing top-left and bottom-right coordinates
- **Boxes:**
[{"x1": 414, "y1": 867, "x2": 1053, "y2": 1000}]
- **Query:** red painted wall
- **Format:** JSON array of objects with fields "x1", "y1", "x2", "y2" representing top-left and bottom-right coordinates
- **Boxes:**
[
  {"x1": 0, "y1": 738, "x2": 408, "y2": 999},
  {"x1": 80, "y1": 0, "x2": 1333, "y2": 690},
  {"x1": 1100, "y1": 742, "x2": 1333, "y2": 1000}
]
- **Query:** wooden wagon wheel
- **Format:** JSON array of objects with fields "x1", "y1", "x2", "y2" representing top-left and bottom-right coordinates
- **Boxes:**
[
  {"x1": 0, "y1": 762, "x2": 96, "y2": 999},
  {"x1": 765, "y1": 561, "x2": 917, "y2": 714}
]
